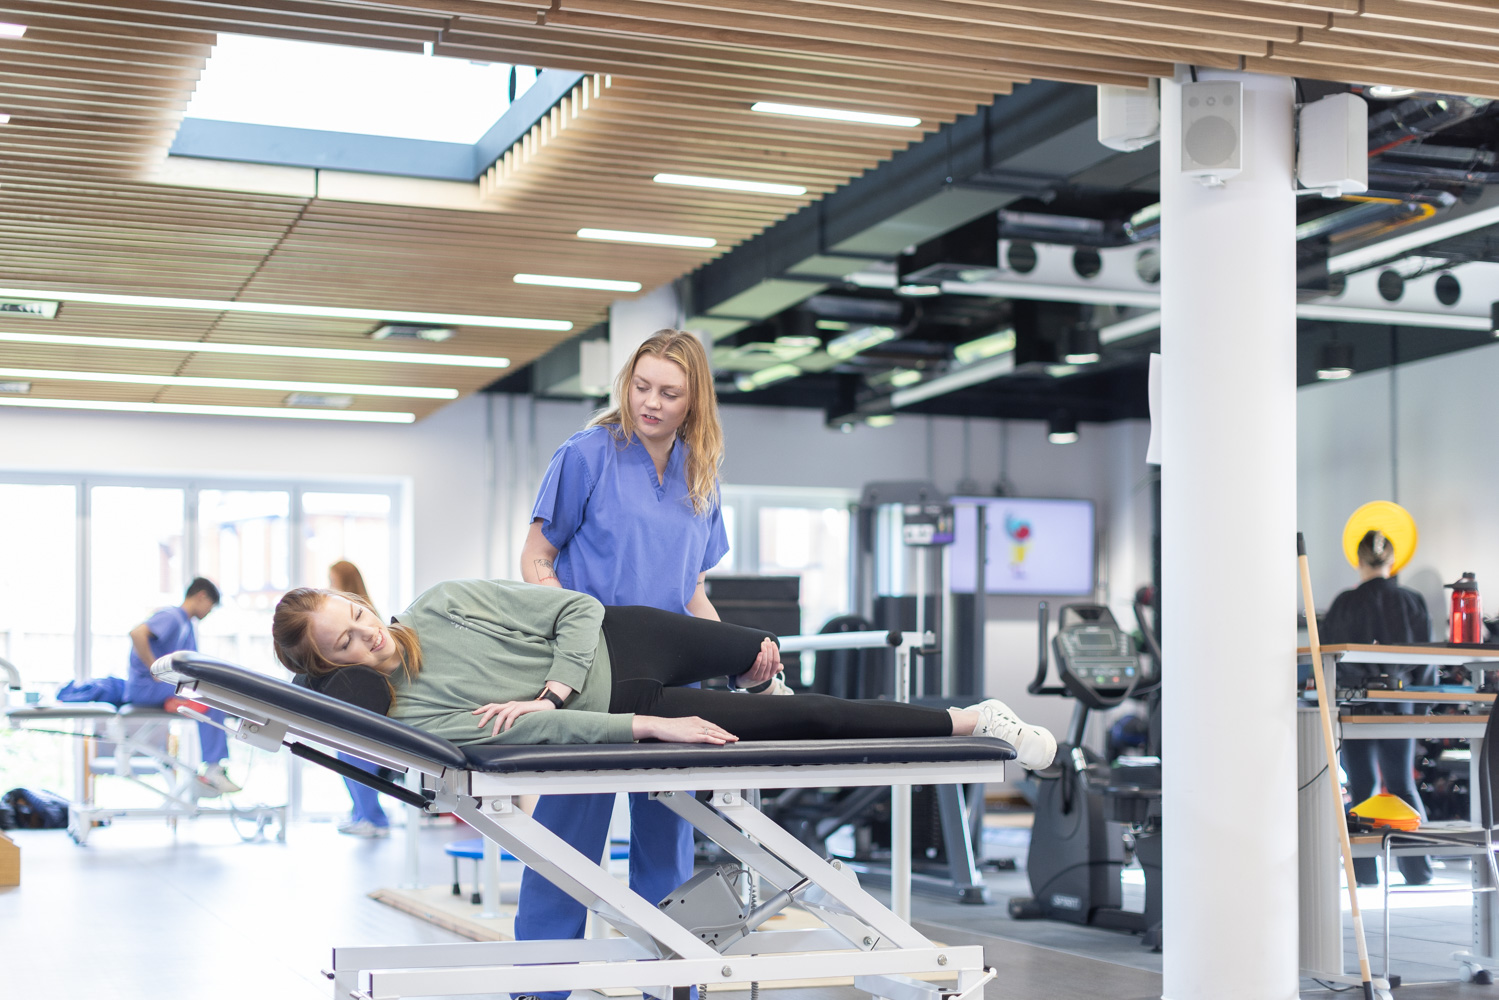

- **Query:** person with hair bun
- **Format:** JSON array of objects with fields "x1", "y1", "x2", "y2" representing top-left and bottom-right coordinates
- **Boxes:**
[
  {"x1": 515, "y1": 329, "x2": 780, "y2": 998},
  {"x1": 1320, "y1": 529, "x2": 1436, "y2": 886}
]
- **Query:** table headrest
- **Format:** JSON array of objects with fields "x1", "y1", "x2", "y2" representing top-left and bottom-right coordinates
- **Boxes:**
[{"x1": 153, "y1": 651, "x2": 468, "y2": 771}]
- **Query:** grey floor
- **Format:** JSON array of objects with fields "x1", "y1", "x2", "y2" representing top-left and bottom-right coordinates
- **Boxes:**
[{"x1": 0, "y1": 812, "x2": 1490, "y2": 999}]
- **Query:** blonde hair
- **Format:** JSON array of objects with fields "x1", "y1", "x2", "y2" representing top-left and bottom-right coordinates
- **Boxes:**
[
  {"x1": 590, "y1": 329, "x2": 723, "y2": 515},
  {"x1": 272, "y1": 588, "x2": 422, "y2": 690}
]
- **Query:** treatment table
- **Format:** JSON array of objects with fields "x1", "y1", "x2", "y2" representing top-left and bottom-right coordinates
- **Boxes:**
[{"x1": 152, "y1": 650, "x2": 1010, "y2": 1000}]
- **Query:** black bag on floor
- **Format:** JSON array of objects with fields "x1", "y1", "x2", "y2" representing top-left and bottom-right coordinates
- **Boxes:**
[{"x1": 1, "y1": 788, "x2": 69, "y2": 829}]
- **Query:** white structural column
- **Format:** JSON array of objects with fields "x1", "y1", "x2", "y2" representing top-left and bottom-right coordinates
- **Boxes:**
[{"x1": 1160, "y1": 70, "x2": 1300, "y2": 999}]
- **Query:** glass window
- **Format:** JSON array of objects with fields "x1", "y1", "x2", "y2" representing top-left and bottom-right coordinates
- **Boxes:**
[
  {"x1": 714, "y1": 503, "x2": 737, "y2": 574},
  {"x1": 89, "y1": 486, "x2": 185, "y2": 678},
  {"x1": 758, "y1": 505, "x2": 851, "y2": 636},
  {"x1": 300, "y1": 491, "x2": 394, "y2": 615},
  {"x1": 0, "y1": 484, "x2": 77, "y2": 686},
  {"x1": 195, "y1": 490, "x2": 290, "y2": 674}
]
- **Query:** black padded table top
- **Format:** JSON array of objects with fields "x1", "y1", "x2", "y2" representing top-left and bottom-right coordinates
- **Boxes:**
[
  {"x1": 157, "y1": 652, "x2": 1016, "y2": 775},
  {"x1": 462, "y1": 737, "x2": 1015, "y2": 773}
]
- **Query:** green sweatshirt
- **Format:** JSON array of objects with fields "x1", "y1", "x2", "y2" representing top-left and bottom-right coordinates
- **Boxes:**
[{"x1": 388, "y1": 579, "x2": 635, "y2": 746}]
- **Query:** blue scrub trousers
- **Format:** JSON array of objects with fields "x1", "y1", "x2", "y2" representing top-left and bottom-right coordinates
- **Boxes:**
[
  {"x1": 338, "y1": 753, "x2": 389, "y2": 827},
  {"x1": 514, "y1": 791, "x2": 693, "y2": 1000},
  {"x1": 123, "y1": 675, "x2": 229, "y2": 764}
]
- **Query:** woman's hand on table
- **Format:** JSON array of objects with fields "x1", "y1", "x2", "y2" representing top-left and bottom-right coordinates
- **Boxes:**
[
  {"x1": 634, "y1": 715, "x2": 739, "y2": 744},
  {"x1": 735, "y1": 637, "x2": 783, "y2": 687},
  {"x1": 472, "y1": 698, "x2": 555, "y2": 736}
]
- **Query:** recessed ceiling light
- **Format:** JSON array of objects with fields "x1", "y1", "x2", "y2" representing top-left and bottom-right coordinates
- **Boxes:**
[
  {"x1": 0, "y1": 23, "x2": 25, "y2": 39},
  {"x1": 514, "y1": 273, "x2": 644, "y2": 292},
  {"x1": 0, "y1": 366, "x2": 459, "y2": 399},
  {"x1": 895, "y1": 283, "x2": 942, "y2": 297},
  {"x1": 369, "y1": 323, "x2": 453, "y2": 342},
  {"x1": 0, "y1": 397, "x2": 414, "y2": 422},
  {"x1": 1317, "y1": 341, "x2": 1355, "y2": 380},
  {"x1": 0, "y1": 331, "x2": 509, "y2": 368},
  {"x1": 865, "y1": 413, "x2": 896, "y2": 428},
  {"x1": 0, "y1": 286, "x2": 569, "y2": 331},
  {"x1": 285, "y1": 392, "x2": 353, "y2": 408},
  {"x1": 0, "y1": 380, "x2": 30, "y2": 394},
  {"x1": 887, "y1": 368, "x2": 923, "y2": 388},
  {"x1": 652, "y1": 173, "x2": 807, "y2": 196},
  {"x1": 750, "y1": 102, "x2": 920, "y2": 128},
  {"x1": 733, "y1": 363, "x2": 801, "y2": 392},
  {"x1": 0, "y1": 114, "x2": 11, "y2": 125},
  {"x1": 576, "y1": 228, "x2": 717, "y2": 249},
  {"x1": 815, "y1": 320, "x2": 850, "y2": 332},
  {"x1": 1063, "y1": 352, "x2": 1100, "y2": 364}
]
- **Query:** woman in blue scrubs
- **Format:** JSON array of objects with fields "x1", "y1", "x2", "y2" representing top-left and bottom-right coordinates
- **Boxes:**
[{"x1": 515, "y1": 330, "x2": 780, "y2": 996}]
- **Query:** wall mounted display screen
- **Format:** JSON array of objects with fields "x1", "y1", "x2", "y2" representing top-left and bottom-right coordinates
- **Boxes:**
[{"x1": 948, "y1": 496, "x2": 1096, "y2": 595}]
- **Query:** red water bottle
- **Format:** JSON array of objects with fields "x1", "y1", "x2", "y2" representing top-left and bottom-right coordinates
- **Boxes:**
[{"x1": 1447, "y1": 573, "x2": 1483, "y2": 643}]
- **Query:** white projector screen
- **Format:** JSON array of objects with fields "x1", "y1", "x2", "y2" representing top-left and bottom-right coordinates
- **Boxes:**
[{"x1": 949, "y1": 496, "x2": 1096, "y2": 596}]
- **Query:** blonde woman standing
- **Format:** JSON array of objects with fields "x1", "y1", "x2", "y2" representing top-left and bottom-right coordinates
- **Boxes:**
[{"x1": 515, "y1": 330, "x2": 780, "y2": 1000}]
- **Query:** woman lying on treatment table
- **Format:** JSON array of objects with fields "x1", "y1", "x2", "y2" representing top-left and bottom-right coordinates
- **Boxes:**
[{"x1": 271, "y1": 579, "x2": 1057, "y2": 770}]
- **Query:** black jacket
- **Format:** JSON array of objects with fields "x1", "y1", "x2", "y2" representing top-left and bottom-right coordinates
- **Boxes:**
[
  {"x1": 1320, "y1": 576, "x2": 1436, "y2": 714},
  {"x1": 292, "y1": 665, "x2": 392, "y2": 716}
]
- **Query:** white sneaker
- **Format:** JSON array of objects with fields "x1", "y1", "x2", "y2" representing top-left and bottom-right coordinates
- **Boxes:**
[
  {"x1": 196, "y1": 763, "x2": 242, "y2": 797},
  {"x1": 337, "y1": 819, "x2": 390, "y2": 839},
  {"x1": 965, "y1": 700, "x2": 1057, "y2": 770}
]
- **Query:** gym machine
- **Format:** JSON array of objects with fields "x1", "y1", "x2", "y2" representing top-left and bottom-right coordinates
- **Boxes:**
[{"x1": 1008, "y1": 601, "x2": 1163, "y2": 949}]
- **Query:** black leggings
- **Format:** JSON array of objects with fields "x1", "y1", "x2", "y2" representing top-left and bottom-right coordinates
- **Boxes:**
[{"x1": 600, "y1": 606, "x2": 952, "y2": 741}]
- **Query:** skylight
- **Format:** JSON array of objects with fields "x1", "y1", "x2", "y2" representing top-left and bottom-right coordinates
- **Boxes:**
[{"x1": 184, "y1": 34, "x2": 537, "y2": 144}]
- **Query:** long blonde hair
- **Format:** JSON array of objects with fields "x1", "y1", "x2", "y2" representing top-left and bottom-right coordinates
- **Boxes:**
[{"x1": 590, "y1": 329, "x2": 723, "y2": 515}]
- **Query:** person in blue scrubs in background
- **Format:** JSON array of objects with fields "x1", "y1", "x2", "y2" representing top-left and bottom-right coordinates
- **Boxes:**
[
  {"x1": 516, "y1": 329, "x2": 782, "y2": 999},
  {"x1": 124, "y1": 577, "x2": 240, "y2": 796}
]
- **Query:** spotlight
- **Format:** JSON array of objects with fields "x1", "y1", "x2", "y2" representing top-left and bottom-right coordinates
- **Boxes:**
[
  {"x1": 1047, "y1": 412, "x2": 1079, "y2": 445},
  {"x1": 1317, "y1": 341, "x2": 1355, "y2": 380},
  {"x1": 1064, "y1": 326, "x2": 1102, "y2": 365}
]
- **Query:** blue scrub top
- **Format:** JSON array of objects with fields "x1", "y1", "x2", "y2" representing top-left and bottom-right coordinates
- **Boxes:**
[
  {"x1": 124, "y1": 605, "x2": 196, "y2": 700},
  {"x1": 532, "y1": 426, "x2": 728, "y2": 615}
]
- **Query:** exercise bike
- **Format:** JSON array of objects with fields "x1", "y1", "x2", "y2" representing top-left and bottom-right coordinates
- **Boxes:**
[{"x1": 1007, "y1": 601, "x2": 1163, "y2": 950}]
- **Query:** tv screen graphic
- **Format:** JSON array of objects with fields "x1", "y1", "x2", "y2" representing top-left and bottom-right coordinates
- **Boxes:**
[{"x1": 948, "y1": 496, "x2": 1096, "y2": 596}]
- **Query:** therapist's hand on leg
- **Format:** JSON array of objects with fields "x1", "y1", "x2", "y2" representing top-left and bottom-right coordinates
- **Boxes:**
[{"x1": 735, "y1": 637, "x2": 783, "y2": 687}]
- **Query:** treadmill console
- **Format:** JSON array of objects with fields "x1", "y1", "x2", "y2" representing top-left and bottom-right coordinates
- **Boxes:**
[{"x1": 1052, "y1": 605, "x2": 1139, "y2": 709}]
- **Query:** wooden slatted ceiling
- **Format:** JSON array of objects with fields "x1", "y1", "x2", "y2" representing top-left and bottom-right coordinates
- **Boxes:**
[{"x1": 1, "y1": 2, "x2": 1499, "y2": 422}]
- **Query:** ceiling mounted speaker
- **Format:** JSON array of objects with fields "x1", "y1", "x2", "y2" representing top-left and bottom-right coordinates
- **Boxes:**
[{"x1": 1180, "y1": 80, "x2": 1242, "y2": 187}]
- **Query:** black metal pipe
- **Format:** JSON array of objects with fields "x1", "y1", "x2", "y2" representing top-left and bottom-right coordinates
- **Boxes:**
[{"x1": 288, "y1": 741, "x2": 431, "y2": 809}]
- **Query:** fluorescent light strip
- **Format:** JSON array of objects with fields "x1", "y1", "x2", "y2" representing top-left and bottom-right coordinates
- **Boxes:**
[
  {"x1": 0, "y1": 366, "x2": 459, "y2": 399},
  {"x1": 750, "y1": 102, "x2": 920, "y2": 128},
  {"x1": 1100, "y1": 311, "x2": 1162, "y2": 343},
  {"x1": 891, "y1": 353, "x2": 1016, "y2": 409},
  {"x1": 1294, "y1": 304, "x2": 1491, "y2": 330},
  {"x1": 0, "y1": 286, "x2": 570, "y2": 332},
  {"x1": 653, "y1": 173, "x2": 807, "y2": 196},
  {"x1": 0, "y1": 397, "x2": 414, "y2": 423},
  {"x1": 514, "y1": 274, "x2": 643, "y2": 292},
  {"x1": 0, "y1": 22, "x2": 24, "y2": 38},
  {"x1": 1329, "y1": 204, "x2": 1499, "y2": 275},
  {"x1": 0, "y1": 330, "x2": 510, "y2": 368},
  {"x1": 577, "y1": 229, "x2": 717, "y2": 249}
]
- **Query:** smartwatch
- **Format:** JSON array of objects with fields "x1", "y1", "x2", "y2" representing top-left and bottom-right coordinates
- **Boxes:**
[{"x1": 536, "y1": 688, "x2": 565, "y2": 710}]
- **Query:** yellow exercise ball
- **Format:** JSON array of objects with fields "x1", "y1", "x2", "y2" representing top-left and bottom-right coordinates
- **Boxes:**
[{"x1": 1342, "y1": 501, "x2": 1418, "y2": 575}]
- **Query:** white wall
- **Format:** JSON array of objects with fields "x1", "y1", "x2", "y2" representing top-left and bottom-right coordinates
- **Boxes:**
[{"x1": 1299, "y1": 338, "x2": 1499, "y2": 630}]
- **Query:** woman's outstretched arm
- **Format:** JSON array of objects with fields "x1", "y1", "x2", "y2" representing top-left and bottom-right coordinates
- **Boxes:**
[{"x1": 633, "y1": 715, "x2": 738, "y2": 744}]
